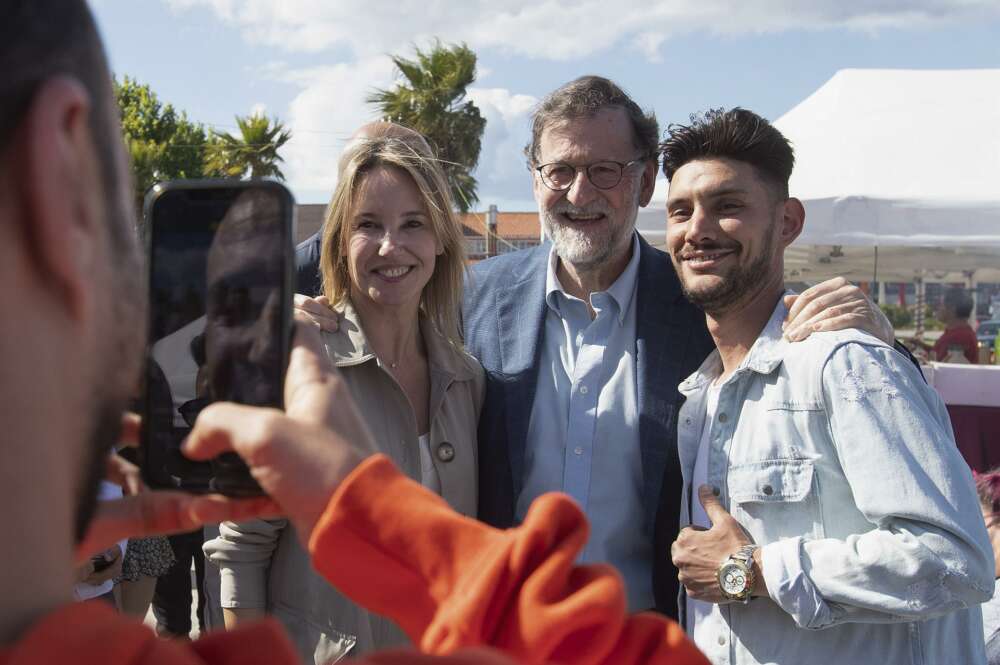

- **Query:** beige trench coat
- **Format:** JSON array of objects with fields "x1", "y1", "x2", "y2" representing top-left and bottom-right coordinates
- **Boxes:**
[{"x1": 204, "y1": 302, "x2": 483, "y2": 664}]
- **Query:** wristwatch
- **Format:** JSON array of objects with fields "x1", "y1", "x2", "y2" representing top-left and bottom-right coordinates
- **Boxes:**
[{"x1": 717, "y1": 544, "x2": 758, "y2": 602}]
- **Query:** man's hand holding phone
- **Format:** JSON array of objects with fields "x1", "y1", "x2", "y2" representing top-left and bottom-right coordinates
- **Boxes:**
[{"x1": 78, "y1": 321, "x2": 373, "y2": 559}]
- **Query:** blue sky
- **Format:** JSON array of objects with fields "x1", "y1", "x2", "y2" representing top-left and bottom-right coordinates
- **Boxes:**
[{"x1": 90, "y1": 0, "x2": 1000, "y2": 209}]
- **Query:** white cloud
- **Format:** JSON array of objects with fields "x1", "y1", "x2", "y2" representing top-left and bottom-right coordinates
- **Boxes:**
[
  {"x1": 268, "y1": 56, "x2": 395, "y2": 202},
  {"x1": 164, "y1": 0, "x2": 999, "y2": 207},
  {"x1": 165, "y1": 0, "x2": 1000, "y2": 62}
]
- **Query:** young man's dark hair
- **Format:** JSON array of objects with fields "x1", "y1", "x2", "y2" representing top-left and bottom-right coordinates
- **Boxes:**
[
  {"x1": 525, "y1": 75, "x2": 659, "y2": 166},
  {"x1": 660, "y1": 108, "x2": 794, "y2": 200}
]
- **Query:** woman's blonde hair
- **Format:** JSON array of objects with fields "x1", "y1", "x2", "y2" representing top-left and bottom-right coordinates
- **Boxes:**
[{"x1": 320, "y1": 135, "x2": 467, "y2": 346}]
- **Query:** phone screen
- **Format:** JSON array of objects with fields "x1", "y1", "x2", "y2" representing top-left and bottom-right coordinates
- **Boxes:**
[{"x1": 140, "y1": 181, "x2": 293, "y2": 495}]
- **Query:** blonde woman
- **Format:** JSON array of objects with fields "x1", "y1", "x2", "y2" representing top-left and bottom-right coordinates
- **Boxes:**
[{"x1": 205, "y1": 130, "x2": 483, "y2": 663}]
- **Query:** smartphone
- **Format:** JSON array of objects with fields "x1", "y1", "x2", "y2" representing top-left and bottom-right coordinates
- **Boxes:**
[{"x1": 139, "y1": 179, "x2": 294, "y2": 496}]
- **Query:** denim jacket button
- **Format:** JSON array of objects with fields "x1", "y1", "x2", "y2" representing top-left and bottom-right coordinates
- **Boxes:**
[
  {"x1": 718, "y1": 412, "x2": 728, "y2": 423},
  {"x1": 763, "y1": 484, "x2": 774, "y2": 496}
]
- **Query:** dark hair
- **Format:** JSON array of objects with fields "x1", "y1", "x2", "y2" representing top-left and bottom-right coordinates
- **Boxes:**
[
  {"x1": 660, "y1": 108, "x2": 794, "y2": 200},
  {"x1": 975, "y1": 468, "x2": 1000, "y2": 516},
  {"x1": 525, "y1": 75, "x2": 658, "y2": 166},
  {"x1": 943, "y1": 287, "x2": 974, "y2": 320},
  {"x1": 0, "y1": 0, "x2": 128, "y2": 249}
]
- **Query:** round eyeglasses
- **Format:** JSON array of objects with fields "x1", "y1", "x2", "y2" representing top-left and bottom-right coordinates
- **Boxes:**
[{"x1": 534, "y1": 158, "x2": 646, "y2": 191}]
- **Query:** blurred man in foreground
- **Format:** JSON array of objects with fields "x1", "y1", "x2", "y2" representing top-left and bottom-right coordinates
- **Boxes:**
[{"x1": 0, "y1": 2, "x2": 707, "y2": 663}]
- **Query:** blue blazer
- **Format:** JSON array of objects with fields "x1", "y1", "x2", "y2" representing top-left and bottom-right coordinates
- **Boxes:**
[
  {"x1": 462, "y1": 236, "x2": 715, "y2": 617},
  {"x1": 295, "y1": 231, "x2": 323, "y2": 297}
]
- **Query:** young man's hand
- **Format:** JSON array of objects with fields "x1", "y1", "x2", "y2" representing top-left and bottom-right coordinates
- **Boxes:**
[{"x1": 671, "y1": 485, "x2": 767, "y2": 603}]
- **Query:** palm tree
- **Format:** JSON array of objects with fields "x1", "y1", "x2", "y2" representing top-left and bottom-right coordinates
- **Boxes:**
[
  {"x1": 368, "y1": 41, "x2": 487, "y2": 212},
  {"x1": 206, "y1": 113, "x2": 291, "y2": 180}
]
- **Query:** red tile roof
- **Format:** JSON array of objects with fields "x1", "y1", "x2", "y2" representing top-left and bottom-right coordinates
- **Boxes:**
[{"x1": 460, "y1": 211, "x2": 539, "y2": 240}]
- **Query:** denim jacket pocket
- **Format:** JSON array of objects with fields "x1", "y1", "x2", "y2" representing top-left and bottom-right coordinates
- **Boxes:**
[{"x1": 728, "y1": 458, "x2": 823, "y2": 542}]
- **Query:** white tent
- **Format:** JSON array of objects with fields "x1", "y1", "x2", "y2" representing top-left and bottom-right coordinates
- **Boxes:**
[{"x1": 636, "y1": 68, "x2": 1000, "y2": 284}]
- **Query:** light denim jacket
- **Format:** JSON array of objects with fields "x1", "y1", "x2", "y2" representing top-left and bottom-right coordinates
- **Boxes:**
[{"x1": 677, "y1": 296, "x2": 994, "y2": 665}]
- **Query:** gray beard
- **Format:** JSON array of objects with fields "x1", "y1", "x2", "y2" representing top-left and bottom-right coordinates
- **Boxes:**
[{"x1": 540, "y1": 195, "x2": 638, "y2": 271}]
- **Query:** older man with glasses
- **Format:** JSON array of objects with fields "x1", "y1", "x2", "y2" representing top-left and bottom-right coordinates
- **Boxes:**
[{"x1": 462, "y1": 75, "x2": 901, "y2": 618}]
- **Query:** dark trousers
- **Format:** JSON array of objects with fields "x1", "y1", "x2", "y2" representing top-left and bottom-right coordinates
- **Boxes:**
[{"x1": 152, "y1": 529, "x2": 206, "y2": 637}]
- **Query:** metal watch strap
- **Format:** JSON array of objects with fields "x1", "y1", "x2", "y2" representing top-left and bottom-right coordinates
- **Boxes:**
[{"x1": 732, "y1": 544, "x2": 757, "y2": 565}]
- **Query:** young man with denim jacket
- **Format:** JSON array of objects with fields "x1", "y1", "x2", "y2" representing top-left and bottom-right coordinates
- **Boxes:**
[{"x1": 665, "y1": 108, "x2": 994, "y2": 665}]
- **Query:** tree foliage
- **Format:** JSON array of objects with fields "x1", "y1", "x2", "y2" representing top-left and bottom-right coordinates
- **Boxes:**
[
  {"x1": 367, "y1": 41, "x2": 486, "y2": 212},
  {"x1": 205, "y1": 114, "x2": 292, "y2": 180},
  {"x1": 115, "y1": 77, "x2": 293, "y2": 213},
  {"x1": 114, "y1": 76, "x2": 207, "y2": 208}
]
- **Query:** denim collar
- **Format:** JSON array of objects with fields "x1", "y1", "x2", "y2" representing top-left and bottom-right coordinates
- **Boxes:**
[{"x1": 678, "y1": 290, "x2": 793, "y2": 395}]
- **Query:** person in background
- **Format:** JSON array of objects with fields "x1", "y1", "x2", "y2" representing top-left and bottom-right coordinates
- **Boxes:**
[
  {"x1": 74, "y1": 481, "x2": 126, "y2": 606},
  {"x1": 205, "y1": 132, "x2": 483, "y2": 662},
  {"x1": 932, "y1": 287, "x2": 979, "y2": 363},
  {"x1": 976, "y1": 468, "x2": 1000, "y2": 663}
]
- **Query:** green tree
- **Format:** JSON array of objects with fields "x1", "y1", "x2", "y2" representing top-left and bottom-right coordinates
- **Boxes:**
[
  {"x1": 114, "y1": 76, "x2": 207, "y2": 208},
  {"x1": 367, "y1": 41, "x2": 487, "y2": 212},
  {"x1": 205, "y1": 113, "x2": 291, "y2": 180}
]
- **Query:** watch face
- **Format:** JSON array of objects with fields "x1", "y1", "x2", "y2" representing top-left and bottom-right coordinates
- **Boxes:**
[{"x1": 719, "y1": 562, "x2": 749, "y2": 597}]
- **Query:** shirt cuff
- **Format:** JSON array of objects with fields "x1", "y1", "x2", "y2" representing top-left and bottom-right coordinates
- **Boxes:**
[
  {"x1": 218, "y1": 565, "x2": 268, "y2": 609},
  {"x1": 760, "y1": 538, "x2": 830, "y2": 629}
]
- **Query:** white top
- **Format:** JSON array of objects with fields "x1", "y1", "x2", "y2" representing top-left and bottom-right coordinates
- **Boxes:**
[
  {"x1": 686, "y1": 381, "x2": 723, "y2": 638},
  {"x1": 982, "y1": 578, "x2": 1000, "y2": 641},
  {"x1": 417, "y1": 433, "x2": 441, "y2": 494},
  {"x1": 74, "y1": 481, "x2": 127, "y2": 601}
]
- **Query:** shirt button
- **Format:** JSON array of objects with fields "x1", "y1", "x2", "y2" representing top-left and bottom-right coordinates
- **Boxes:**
[
  {"x1": 579, "y1": 385, "x2": 589, "y2": 395},
  {"x1": 718, "y1": 635, "x2": 727, "y2": 646},
  {"x1": 436, "y1": 442, "x2": 455, "y2": 463},
  {"x1": 574, "y1": 447, "x2": 583, "y2": 456},
  {"x1": 718, "y1": 412, "x2": 728, "y2": 423}
]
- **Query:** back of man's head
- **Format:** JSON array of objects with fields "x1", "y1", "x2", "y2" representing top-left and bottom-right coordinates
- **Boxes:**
[
  {"x1": 525, "y1": 75, "x2": 658, "y2": 166},
  {"x1": 1, "y1": 0, "x2": 126, "y2": 248},
  {"x1": 943, "y1": 287, "x2": 974, "y2": 321},
  {"x1": 660, "y1": 108, "x2": 795, "y2": 201}
]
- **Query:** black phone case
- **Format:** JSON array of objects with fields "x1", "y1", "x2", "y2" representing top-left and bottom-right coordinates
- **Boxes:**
[{"x1": 138, "y1": 179, "x2": 295, "y2": 496}]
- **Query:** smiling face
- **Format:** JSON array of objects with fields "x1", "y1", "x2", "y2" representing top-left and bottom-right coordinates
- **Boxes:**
[
  {"x1": 346, "y1": 165, "x2": 441, "y2": 310},
  {"x1": 666, "y1": 158, "x2": 802, "y2": 315},
  {"x1": 533, "y1": 106, "x2": 655, "y2": 270}
]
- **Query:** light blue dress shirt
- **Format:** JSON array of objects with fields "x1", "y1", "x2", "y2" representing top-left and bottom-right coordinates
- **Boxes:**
[{"x1": 516, "y1": 233, "x2": 654, "y2": 611}]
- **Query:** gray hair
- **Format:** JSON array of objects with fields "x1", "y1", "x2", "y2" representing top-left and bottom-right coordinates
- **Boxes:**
[{"x1": 525, "y1": 75, "x2": 658, "y2": 166}]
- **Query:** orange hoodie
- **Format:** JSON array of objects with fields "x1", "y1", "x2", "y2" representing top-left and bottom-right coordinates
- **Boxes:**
[{"x1": 0, "y1": 454, "x2": 707, "y2": 665}]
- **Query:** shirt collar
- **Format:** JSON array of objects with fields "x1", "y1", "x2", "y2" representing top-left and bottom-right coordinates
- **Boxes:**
[
  {"x1": 678, "y1": 290, "x2": 794, "y2": 395},
  {"x1": 321, "y1": 300, "x2": 476, "y2": 381},
  {"x1": 544, "y1": 232, "x2": 641, "y2": 325}
]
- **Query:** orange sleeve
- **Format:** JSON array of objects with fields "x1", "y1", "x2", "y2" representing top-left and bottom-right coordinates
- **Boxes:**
[{"x1": 308, "y1": 455, "x2": 708, "y2": 665}]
